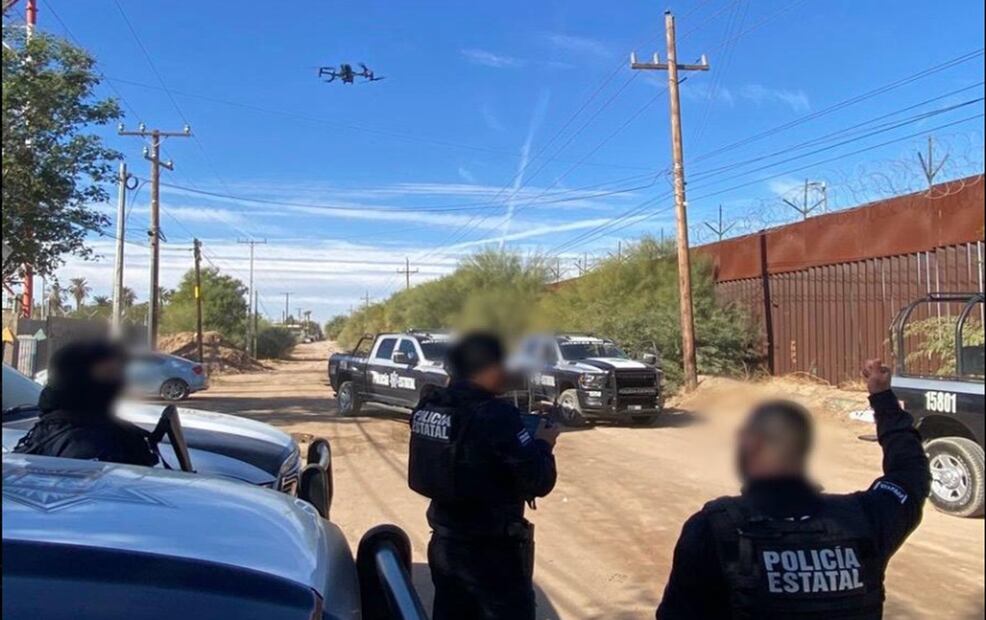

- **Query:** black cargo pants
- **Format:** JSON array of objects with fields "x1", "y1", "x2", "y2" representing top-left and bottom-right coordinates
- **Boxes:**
[{"x1": 428, "y1": 523, "x2": 536, "y2": 620}]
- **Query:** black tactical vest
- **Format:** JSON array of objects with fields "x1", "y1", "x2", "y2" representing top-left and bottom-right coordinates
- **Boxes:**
[
  {"x1": 705, "y1": 495, "x2": 885, "y2": 620},
  {"x1": 407, "y1": 397, "x2": 479, "y2": 504}
]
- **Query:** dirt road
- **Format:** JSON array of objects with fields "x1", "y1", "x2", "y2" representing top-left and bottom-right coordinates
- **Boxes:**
[{"x1": 195, "y1": 341, "x2": 984, "y2": 619}]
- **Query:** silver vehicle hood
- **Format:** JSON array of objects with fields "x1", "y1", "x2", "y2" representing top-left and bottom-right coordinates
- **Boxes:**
[
  {"x1": 2, "y1": 453, "x2": 335, "y2": 593},
  {"x1": 116, "y1": 401, "x2": 293, "y2": 449},
  {"x1": 1, "y1": 427, "x2": 275, "y2": 487}
]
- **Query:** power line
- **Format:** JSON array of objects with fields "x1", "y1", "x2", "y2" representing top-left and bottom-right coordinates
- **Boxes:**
[
  {"x1": 549, "y1": 76, "x2": 985, "y2": 255},
  {"x1": 104, "y1": 75, "x2": 652, "y2": 173},
  {"x1": 554, "y1": 112, "x2": 984, "y2": 254},
  {"x1": 691, "y1": 47, "x2": 985, "y2": 165},
  {"x1": 111, "y1": 0, "x2": 258, "y2": 242}
]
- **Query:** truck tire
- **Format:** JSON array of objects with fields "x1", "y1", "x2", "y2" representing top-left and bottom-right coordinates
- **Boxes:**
[
  {"x1": 337, "y1": 381, "x2": 362, "y2": 416},
  {"x1": 925, "y1": 437, "x2": 985, "y2": 518},
  {"x1": 558, "y1": 389, "x2": 587, "y2": 427}
]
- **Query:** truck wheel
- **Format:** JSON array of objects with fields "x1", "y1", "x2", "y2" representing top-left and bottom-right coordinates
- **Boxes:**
[
  {"x1": 160, "y1": 379, "x2": 189, "y2": 401},
  {"x1": 337, "y1": 381, "x2": 362, "y2": 416},
  {"x1": 558, "y1": 389, "x2": 587, "y2": 427},
  {"x1": 925, "y1": 437, "x2": 984, "y2": 518}
]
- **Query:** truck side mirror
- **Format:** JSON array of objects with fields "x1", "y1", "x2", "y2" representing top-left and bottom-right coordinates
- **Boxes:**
[
  {"x1": 392, "y1": 352, "x2": 411, "y2": 365},
  {"x1": 357, "y1": 525, "x2": 428, "y2": 620},
  {"x1": 642, "y1": 353, "x2": 660, "y2": 367},
  {"x1": 299, "y1": 465, "x2": 330, "y2": 519}
]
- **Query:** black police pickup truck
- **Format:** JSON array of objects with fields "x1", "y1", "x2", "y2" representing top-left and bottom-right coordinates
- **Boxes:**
[
  {"x1": 509, "y1": 333, "x2": 663, "y2": 426},
  {"x1": 328, "y1": 331, "x2": 451, "y2": 415},
  {"x1": 890, "y1": 292, "x2": 985, "y2": 518}
]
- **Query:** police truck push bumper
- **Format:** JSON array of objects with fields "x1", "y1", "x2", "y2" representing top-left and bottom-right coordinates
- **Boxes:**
[{"x1": 578, "y1": 370, "x2": 662, "y2": 418}]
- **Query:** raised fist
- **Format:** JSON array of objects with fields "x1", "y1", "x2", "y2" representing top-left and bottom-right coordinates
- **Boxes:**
[{"x1": 862, "y1": 359, "x2": 892, "y2": 395}]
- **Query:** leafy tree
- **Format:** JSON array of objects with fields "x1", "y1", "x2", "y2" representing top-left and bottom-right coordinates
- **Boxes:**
[
  {"x1": 2, "y1": 26, "x2": 122, "y2": 283},
  {"x1": 68, "y1": 277, "x2": 90, "y2": 310},
  {"x1": 336, "y1": 249, "x2": 549, "y2": 347},
  {"x1": 92, "y1": 295, "x2": 110, "y2": 307},
  {"x1": 324, "y1": 315, "x2": 348, "y2": 340},
  {"x1": 536, "y1": 238, "x2": 761, "y2": 389},
  {"x1": 161, "y1": 267, "x2": 249, "y2": 345}
]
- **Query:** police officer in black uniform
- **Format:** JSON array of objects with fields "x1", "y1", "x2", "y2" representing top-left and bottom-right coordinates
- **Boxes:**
[
  {"x1": 408, "y1": 332, "x2": 559, "y2": 620},
  {"x1": 656, "y1": 359, "x2": 929, "y2": 619},
  {"x1": 14, "y1": 340, "x2": 158, "y2": 467}
]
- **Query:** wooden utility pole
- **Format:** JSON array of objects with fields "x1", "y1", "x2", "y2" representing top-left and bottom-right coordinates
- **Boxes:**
[
  {"x1": 397, "y1": 257, "x2": 419, "y2": 290},
  {"x1": 236, "y1": 238, "x2": 267, "y2": 356},
  {"x1": 282, "y1": 291, "x2": 291, "y2": 323},
  {"x1": 253, "y1": 290, "x2": 259, "y2": 356},
  {"x1": 630, "y1": 10, "x2": 708, "y2": 391},
  {"x1": 362, "y1": 291, "x2": 373, "y2": 310},
  {"x1": 119, "y1": 123, "x2": 191, "y2": 349},
  {"x1": 17, "y1": 0, "x2": 38, "y2": 319},
  {"x1": 704, "y1": 205, "x2": 736, "y2": 241},
  {"x1": 111, "y1": 162, "x2": 129, "y2": 336},
  {"x1": 193, "y1": 238, "x2": 204, "y2": 363}
]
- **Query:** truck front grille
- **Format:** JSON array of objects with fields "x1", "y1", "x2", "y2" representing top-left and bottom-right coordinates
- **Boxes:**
[{"x1": 614, "y1": 370, "x2": 658, "y2": 389}]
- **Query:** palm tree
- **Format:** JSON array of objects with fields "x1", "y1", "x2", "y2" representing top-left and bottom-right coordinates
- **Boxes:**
[
  {"x1": 68, "y1": 277, "x2": 91, "y2": 311},
  {"x1": 121, "y1": 286, "x2": 137, "y2": 308},
  {"x1": 47, "y1": 281, "x2": 66, "y2": 316},
  {"x1": 92, "y1": 295, "x2": 111, "y2": 307}
]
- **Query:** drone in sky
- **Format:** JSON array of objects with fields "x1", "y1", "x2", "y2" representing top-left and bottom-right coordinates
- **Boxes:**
[{"x1": 317, "y1": 63, "x2": 385, "y2": 84}]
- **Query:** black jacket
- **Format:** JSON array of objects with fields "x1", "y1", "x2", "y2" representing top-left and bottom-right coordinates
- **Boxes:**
[
  {"x1": 14, "y1": 410, "x2": 159, "y2": 467},
  {"x1": 420, "y1": 381, "x2": 557, "y2": 537},
  {"x1": 656, "y1": 390, "x2": 930, "y2": 619}
]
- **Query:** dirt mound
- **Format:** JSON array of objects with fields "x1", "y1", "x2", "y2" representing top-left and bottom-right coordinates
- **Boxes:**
[
  {"x1": 668, "y1": 374, "x2": 871, "y2": 422},
  {"x1": 159, "y1": 331, "x2": 269, "y2": 374}
]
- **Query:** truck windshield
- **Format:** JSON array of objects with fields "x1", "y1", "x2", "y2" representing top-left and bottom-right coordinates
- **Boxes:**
[
  {"x1": 559, "y1": 342, "x2": 627, "y2": 360},
  {"x1": 420, "y1": 342, "x2": 449, "y2": 362}
]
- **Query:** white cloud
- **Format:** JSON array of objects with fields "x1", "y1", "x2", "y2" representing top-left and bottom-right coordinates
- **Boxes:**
[
  {"x1": 454, "y1": 217, "x2": 612, "y2": 250},
  {"x1": 460, "y1": 48, "x2": 526, "y2": 69},
  {"x1": 682, "y1": 82, "x2": 735, "y2": 106},
  {"x1": 740, "y1": 84, "x2": 810, "y2": 113},
  {"x1": 52, "y1": 239, "x2": 465, "y2": 321},
  {"x1": 546, "y1": 33, "x2": 610, "y2": 58},
  {"x1": 480, "y1": 104, "x2": 506, "y2": 132},
  {"x1": 500, "y1": 90, "x2": 551, "y2": 249},
  {"x1": 457, "y1": 166, "x2": 477, "y2": 184},
  {"x1": 767, "y1": 177, "x2": 804, "y2": 197}
]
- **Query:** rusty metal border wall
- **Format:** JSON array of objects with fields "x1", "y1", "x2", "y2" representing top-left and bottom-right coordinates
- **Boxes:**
[
  {"x1": 703, "y1": 176, "x2": 985, "y2": 384},
  {"x1": 716, "y1": 242, "x2": 985, "y2": 383}
]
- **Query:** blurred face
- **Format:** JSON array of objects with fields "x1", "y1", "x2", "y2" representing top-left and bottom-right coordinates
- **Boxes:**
[
  {"x1": 471, "y1": 363, "x2": 508, "y2": 394},
  {"x1": 90, "y1": 356, "x2": 125, "y2": 386},
  {"x1": 86, "y1": 354, "x2": 127, "y2": 410}
]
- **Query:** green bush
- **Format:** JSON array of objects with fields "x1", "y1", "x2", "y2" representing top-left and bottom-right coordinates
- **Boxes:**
[
  {"x1": 332, "y1": 241, "x2": 762, "y2": 391},
  {"x1": 337, "y1": 249, "x2": 549, "y2": 348},
  {"x1": 536, "y1": 238, "x2": 762, "y2": 390},
  {"x1": 256, "y1": 326, "x2": 296, "y2": 359}
]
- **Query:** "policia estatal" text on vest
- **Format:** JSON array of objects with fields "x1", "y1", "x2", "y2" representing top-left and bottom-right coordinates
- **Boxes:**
[
  {"x1": 411, "y1": 410, "x2": 451, "y2": 441},
  {"x1": 762, "y1": 546, "x2": 864, "y2": 594}
]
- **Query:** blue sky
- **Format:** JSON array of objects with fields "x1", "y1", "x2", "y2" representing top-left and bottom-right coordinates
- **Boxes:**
[{"x1": 24, "y1": 0, "x2": 986, "y2": 320}]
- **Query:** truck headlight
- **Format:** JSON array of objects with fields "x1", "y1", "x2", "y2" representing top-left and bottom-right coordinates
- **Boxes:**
[{"x1": 579, "y1": 373, "x2": 607, "y2": 389}]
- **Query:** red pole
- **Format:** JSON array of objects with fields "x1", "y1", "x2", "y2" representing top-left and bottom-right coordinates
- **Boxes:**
[{"x1": 25, "y1": 0, "x2": 37, "y2": 30}]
